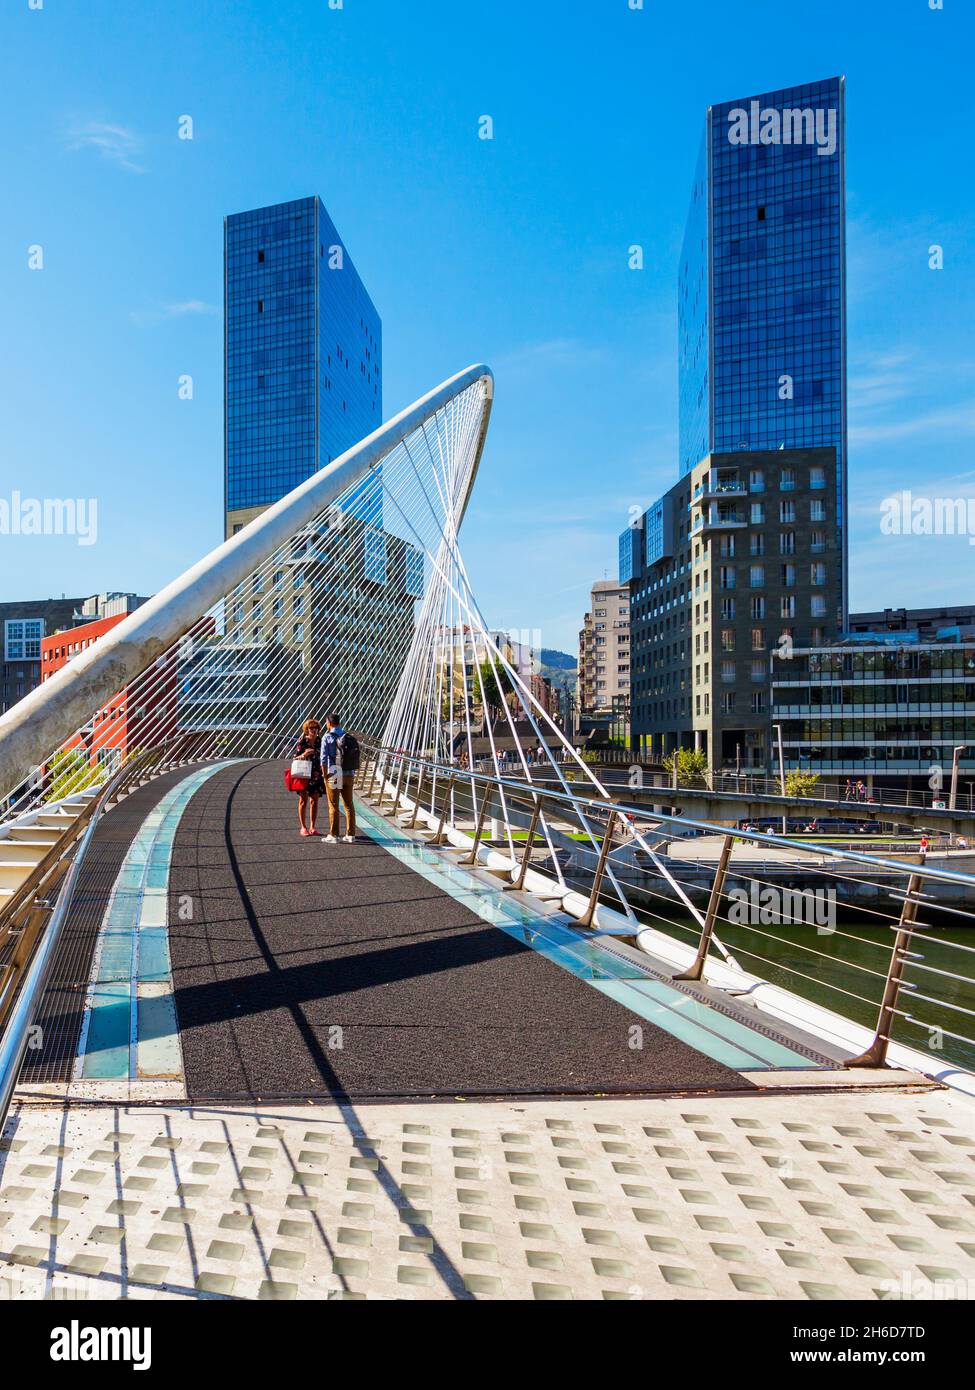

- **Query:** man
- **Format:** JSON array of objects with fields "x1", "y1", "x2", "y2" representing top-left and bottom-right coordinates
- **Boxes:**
[{"x1": 322, "y1": 711, "x2": 358, "y2": 844}]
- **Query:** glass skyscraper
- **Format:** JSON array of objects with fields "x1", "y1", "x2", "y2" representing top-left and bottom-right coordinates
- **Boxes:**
[
  {"x1": 224, "y1": 195, "x2": 381, "y2": 536},
  {"x1": 678, "y1": 77, "x2": 847, "y2": 615}
]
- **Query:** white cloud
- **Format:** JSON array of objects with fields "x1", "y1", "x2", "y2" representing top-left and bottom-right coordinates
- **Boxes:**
[{"x1": 65, "y1": 121, "x2": 144, "y2": 173}]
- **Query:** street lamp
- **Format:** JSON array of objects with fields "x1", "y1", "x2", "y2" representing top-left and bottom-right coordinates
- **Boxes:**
[{"x1": 772, "y1": 721, "x2": 787, "y2": 835}]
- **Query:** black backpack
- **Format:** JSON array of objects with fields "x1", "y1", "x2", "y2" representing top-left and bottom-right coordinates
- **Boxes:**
[{"x1": 335, "y1": 732, "x2": 360, "y2": 773}]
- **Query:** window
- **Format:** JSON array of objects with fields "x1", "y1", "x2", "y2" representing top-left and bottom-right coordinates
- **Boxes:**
[
  {"x1": 719, "y1": 566, "x2": 736, "y2": 590},
  {"x1": 720, "y1": 597, "x2": 736, "y2": 620},
  {"x1": 721, "y1": 628, "x2": 735, "y2": 652},
  {"x1": 780, "y1": 468, "x2": 796, "y2": 491},
  {"x1": 750, "y1": 501, "x2": 765, "y2": 524},
  {"x1": 720, "y1": 691, "x2": 737, "y2": 714},
  {"x1": 810, "y1": 499, "x2": 827, "y2": 522},
  {"x1": 779, "y1": 531, "x2": 796, "y2": 554},
  {"x1": 751, "y1": 627, "x2": 765, "y2": 651},
  {"x1": 292, "y1": 623, "x2": 304, "y2": 642},
  {"x1": 365, "y1": 528, "x2": 387, "y2": 584},
  {"x1": 810, "y1": 562, "x2": 826, "y2": 586},
  {"x1": 781, "y1": 563, "x2": 796, "y2": 587},
  {"x1": 750, "y1": 595, "x2": 765, "y2": 619},
  {"x1": 749, "y1": 533, "x2": 765, "y2": 556},
  {"x1": 811, "y1": 594, "x2": 828, "y2": 617},
  {"x1": 4, "y1": 619, "x2": 43, "y2": 661},
  {"x1": 751, "y1": 690, "x2": 768, "y2": 714},
  {"x1": 721, "y1": 660, "x2": 736, "y2": 684},
  {"x1": 810, "y1": 529, "x2": 826, "y2": 553},
  {"x1": 780, "y1": 500, "x2": 796, "y2": 523},
  {"x1": 781, "y1": 595, "x2": 796, "y2": 618},
  {"x1": 809, "y1": 466, "x2": 826, "y2": 489},
  {"x1": 749, "y1": 469, "x2": 764, "y2": 492},
  {"x1": 257, "y1": 249, "x2": 265, "y2": 263},
  {"x1": 749, "y1": 564, "x2": 765, "y2": 588}
]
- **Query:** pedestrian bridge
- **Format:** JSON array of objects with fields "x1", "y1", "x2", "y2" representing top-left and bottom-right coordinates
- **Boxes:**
[{"x1": 1, "y1": 366, "x2": 973, "y2": 1302}]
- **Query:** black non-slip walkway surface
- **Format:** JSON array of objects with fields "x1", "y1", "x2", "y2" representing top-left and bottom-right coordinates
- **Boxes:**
[
  {"x1": 168, "y1": 761, "x2": 754, "y2": 1101},
  {"x1": 21, "y1": 767, "x2": 205, "y2": 1083}
]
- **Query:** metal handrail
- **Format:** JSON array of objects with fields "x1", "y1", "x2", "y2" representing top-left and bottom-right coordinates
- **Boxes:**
[
  {"x1": 360, "y1": 741, "x2": 975, "y2": 1073},
  {"x1": 362, "y1": 743, "x2": 975, "y2": 890}
]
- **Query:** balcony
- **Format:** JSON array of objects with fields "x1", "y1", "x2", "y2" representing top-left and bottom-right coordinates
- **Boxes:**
[
  {"x1": 691, "y1": 471, "x2": 747, "y2": 505},
  {"x1": 693, "y1": 504, "x2": 748, "y2": 534}
]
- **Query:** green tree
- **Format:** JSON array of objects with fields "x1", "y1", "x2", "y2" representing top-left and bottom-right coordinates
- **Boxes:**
[
  {"x1": 785, "y1": 769, "x2": 820, "y2": 798},
  {"x1": 477, "y1": 660, "x2": 517, "y2": 715},
  {"x1": 662, "y1": 746, "x2": 711, "y2": 788}
]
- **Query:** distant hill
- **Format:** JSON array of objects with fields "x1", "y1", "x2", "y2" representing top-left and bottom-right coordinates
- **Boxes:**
[
  {"x1": 540, "y1": 648, "x2": 576, "y2": 671},
  {"x1": 539, "y1": 649, "x2": 577, "y2": 693}
]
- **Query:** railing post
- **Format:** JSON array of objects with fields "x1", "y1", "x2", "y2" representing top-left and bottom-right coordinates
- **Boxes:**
[
  {"x1": 460, "y1": 783, "x2": 492, "y2": 863},
  {"x1": 429, "y1": 774, "x2": 457, "y2": 845},
  {"x1": 366, "y1": 753, "x2": 380, "y2": 797},
  {"x1": 578, "y1": 810, "x2": 618, "y2": 929},
  {"x1": 673, "y1": 833, "x2": 735, "y2": 982},
  {"x1": 390, "y1": 757, "x2": 407, "y2": 814},
  {"x1": 847, "y1": 871, "x2": 923, "y2": 1068},
  {"x1": 504, "y1": 794, "x2": 542, "y2": 892},
  {"x1": 408, "y1": 768, "x2": 428, "y2": 829}
]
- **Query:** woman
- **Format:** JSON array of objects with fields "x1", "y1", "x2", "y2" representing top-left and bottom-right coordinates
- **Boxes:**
[{"x1": 292, "y1": 718, "x2": 326, "y2": 837}]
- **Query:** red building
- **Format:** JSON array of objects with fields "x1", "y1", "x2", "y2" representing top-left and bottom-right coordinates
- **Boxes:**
[{"x1": 42, "y1": 613, "x2": 177, "y2": 774}]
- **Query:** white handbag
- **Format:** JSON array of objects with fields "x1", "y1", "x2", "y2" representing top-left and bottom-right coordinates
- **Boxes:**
[{"x1": 290, "y1": 757, "x2": 313, "y2": 781}]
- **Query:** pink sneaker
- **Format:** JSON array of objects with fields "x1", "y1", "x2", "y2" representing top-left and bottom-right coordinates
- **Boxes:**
[
  {"x1": 299, "y1": 828, "x2": 309, "y2": 837},
  {"x1": 308, "y1": 828, "x2": 322, "y2": 837}
]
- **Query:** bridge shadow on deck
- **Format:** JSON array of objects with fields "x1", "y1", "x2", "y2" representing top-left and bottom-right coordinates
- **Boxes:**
[{"x1": 168, "y1": 762, "x2": 751, "y2": 1101}]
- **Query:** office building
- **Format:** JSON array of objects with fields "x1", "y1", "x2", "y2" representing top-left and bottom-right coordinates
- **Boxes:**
[
  {"x1": 770, "y1": 641, "x2": 975, "y2": 793},
  {"x1": 224, "y1": 195, "x2": 381, "y2": 538},
  {"x1": 847, "y1": 605, "x2": 975, "y2": 644},
  {"x1": 623, "y1": 77, "x2": 847, "y2": 768}
]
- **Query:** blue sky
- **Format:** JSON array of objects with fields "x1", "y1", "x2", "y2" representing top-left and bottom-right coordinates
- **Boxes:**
[{"x1": 1, "y1": 0, "x2": 972, "y2": 653}]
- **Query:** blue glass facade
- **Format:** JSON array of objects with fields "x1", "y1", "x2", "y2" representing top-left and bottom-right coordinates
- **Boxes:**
[
  {"x1": 224, "y1": 196, "x2": 381, "y2": 525},
  {"x1": 677, "y1": 79, "x2": 847, "y2": 611}
]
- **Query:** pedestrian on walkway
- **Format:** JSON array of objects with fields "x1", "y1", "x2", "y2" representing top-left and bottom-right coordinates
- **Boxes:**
[
  {"x1": 291, "y1": 718, "x2": 325, "y2": 837},
  {"x1": 322, "y1": 711, "x2": 359, "y2": 843}
]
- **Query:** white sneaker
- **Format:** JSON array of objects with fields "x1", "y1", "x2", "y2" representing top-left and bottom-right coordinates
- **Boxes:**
[
  {"x1": 342, "y1": 834, "x2": 355, "y2": 843},
  {"x1": 324, "y1": 834, "x2": 337, "y2": 844}
]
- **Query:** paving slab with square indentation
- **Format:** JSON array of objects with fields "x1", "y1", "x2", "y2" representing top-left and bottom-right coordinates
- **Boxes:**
[{"x1": 1, "y1": 1087, "x2": 973, "y2": 1301}]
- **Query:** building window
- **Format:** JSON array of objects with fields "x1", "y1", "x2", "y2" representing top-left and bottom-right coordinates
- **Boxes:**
[
  {"x1": 810, "y1": 466, "x2": 826, "y2": 489},
  {"x1": 749, "y1": 469, "x2": 764, "y2": 493},
  {"x1": 721, "y1": 628, "x2": 735, "y2": 652},
  {"x1": 780, "y1": 500, "x2": 796, "y2": 523},
  {"x1": 720, "y1": 692, "x2": 736, "y2": 714},
  {"x1": 751, "y1": 690, "x2": 768, "y2": 714},
  {"x1": 751, "y1": 627, "x2": 765, "y2": 651},
  {"x1": 4, "y1": 619, "x2": 43, "y2": 661},
  {"x1": 810, "y1": 562, "x2": 826, "y2": 586},
  {"x1": 781, "y1": 564, "x2": 796, "y2": 587},
  {"x1": 720, "y1": 597, "x2": 736, "y2": 620},
  {"x1": 750, "y1": 501, "x2": 765, "y2": 524},
  {"x1": 750, "y1": 596, "x2": 765, "y2": 619},
  {"x1": 781, "y1": 595, "x2": 797, "y2": 619},
  {"x1": 749, "y1": 565, "x2": 765, "y2": 588},
  {"x1": 810, "y1": 499, "x2": 827, "y2": 522},
  {"x1": 749, "y1": 533, "x2": 765, "y2": 556},
  {"x1": 719, "y1": 567, "x2": 736, "y2": 590},
  {"x1": 721, "y1": 660, "x2": 736, "y2": 684},
  {"x1": 779, "y1": 531, "x2": 796, "y2": 554},
  {"x1": 811, "y1": 594, "x2": 828, "y2": 617},
  {"x1": 780, "y1": 468, "x2": 796, "y2": 491}
]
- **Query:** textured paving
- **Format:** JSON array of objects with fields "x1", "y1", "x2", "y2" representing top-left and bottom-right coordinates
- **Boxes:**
[
  {"x1": 166, "y1": 761, "x2": 749, "y2": 1101},
  {"x1": 1, "y1": 1088, "x2": 973, "y2": 1301}
]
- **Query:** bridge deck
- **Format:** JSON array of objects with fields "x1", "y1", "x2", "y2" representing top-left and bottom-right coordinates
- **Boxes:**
[{"x1": 166, "y1": 762, "x2": 748, "y2": 1100}]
